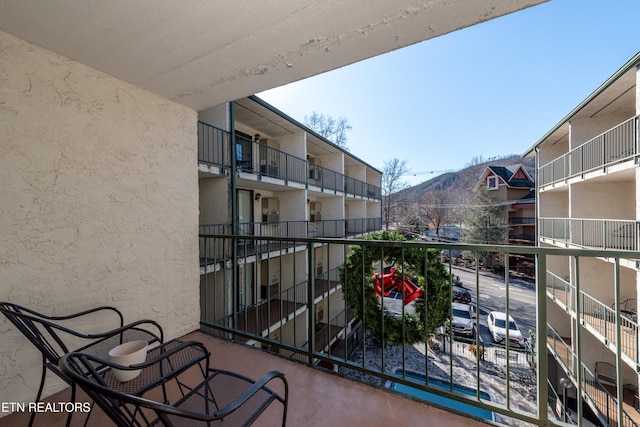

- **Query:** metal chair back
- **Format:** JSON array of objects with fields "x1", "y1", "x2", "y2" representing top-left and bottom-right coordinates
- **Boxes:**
[{"x1": 60, "y1": 341, "x2": 288, "y2": 427}]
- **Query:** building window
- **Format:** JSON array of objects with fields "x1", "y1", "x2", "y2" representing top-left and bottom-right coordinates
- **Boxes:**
[{"x1": 487, "y1": 176, "x2": 498, "y2": 190}]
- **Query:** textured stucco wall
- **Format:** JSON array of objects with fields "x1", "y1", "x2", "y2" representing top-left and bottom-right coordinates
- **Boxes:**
[{"x1": 0, "y1": 31, "x2": 200, "y2": 408}]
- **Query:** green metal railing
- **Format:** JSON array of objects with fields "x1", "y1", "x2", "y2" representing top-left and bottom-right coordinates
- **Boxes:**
[
  {"x1": 539, "y1": 115, "x2": 639, "y2": 187},
  {"x1": 202, "y1": 128, "x2": 382, "y2": 199},
  {"x1": 547, "y1": 323, "x2": 637, "y2": 427},
  {"x1": 546, "y1": 271, "x2": 574, "y2": 311},
  {"x1": 228, "y1": 218, "x2": 382, "y2": 240},
  {"x1": 540, "y1": 217, "x2": 640, "y2": 251},
  {"x1": 199, "y1": 233, "x2": 640, "y2": 426},
  {"x1": 546, "y1": 269, "x2": 640, "y2": 369},
  {"x1": 198, "y1": 122, "x2": 229, "y2": 167}
]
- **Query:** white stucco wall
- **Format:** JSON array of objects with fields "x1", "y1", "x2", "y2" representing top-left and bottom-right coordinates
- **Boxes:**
[
  {"x1": 539, "y1": 191, "x2": 568, "y2": 218},
  {"x1": 279, "y1": 132, "x2": 306, "y2": 160},
  {"x1": 0, "y1": 31, "x2": 200, "y2": 408},
  {"x1": 570, "y1": 114, "x2": 631, "y2": 149},
  {"x1": 199, "y1": 104, "x2": 230, "y2": 130},
  {"x1": 200, "y1": 178, "x2": 229, "y2": 224},
  {"x1": 537, "y1": 137, "x2": 568, "y2": 168},
  {"x1": 571, "y1": 181, "x2": 635, "y2": 219}
]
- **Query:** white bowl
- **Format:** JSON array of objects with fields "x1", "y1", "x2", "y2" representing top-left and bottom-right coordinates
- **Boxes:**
[{"x1": 108, "y1": 340, "x2": 149, "y2": 382}]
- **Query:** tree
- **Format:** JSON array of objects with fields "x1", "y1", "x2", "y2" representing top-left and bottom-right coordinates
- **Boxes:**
[
  {"x1": 304, "y1": 111, "x2": 352, "y2": 149},
  {"x1": 461, "y1": 186, "x2": 508, "y2": 267},
  {"x1": 381, "y1": 158, "x2": 409, "y2": 230},
  {"x1": 419, "y1": 191, "x2": 452, "y2": 241}
]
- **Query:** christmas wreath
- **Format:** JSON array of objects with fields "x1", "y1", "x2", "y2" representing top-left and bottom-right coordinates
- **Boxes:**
[{"x1": 339, "y1": 230, "x2": 451, "y2": 346}]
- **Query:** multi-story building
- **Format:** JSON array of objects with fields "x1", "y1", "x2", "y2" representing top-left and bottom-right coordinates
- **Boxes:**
[
  {"x1": 0, "y1": 2, "x2": 554, "y2": 423},
  {"x1": 526, "y1": 51, "x2": 640, "y2": 425},
  {"x1": 197, "y1": 96, "x2": 382, "y2": 360},
  {"x1": 472, "y1": 164, "x2": 536, "y2": 271}
]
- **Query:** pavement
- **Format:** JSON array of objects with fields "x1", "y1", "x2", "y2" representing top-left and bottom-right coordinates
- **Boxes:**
[{"x1": 338, "y1": 332, "x2": 539, "y2": 426}]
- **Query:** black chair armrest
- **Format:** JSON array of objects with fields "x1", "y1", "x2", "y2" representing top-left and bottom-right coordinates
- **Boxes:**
[
  {"x1": 63, "y1": 341, "x2": 208, "y2": 386},
  {"x1": 211, "y1": 370, "x2": 288, "y2": 418},
  {"x1": 60, "y1": 344, "x2": 286, "y2": 427}
]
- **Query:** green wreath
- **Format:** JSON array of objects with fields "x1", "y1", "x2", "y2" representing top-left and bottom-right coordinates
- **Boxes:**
[{"x1": 339, "y1": 230, "x2": 451, "y2": 346}]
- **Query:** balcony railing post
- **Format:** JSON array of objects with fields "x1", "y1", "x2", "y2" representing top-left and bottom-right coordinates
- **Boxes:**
[
  {"x1": 573, "y1": 256, "x2": 584, "y2": 424},
  {"x1": 285, "y1": 154, "x2": 289, "y2": 185},
  {"x1": 307, "y1": 241, "x2": 315, "y2": 366},
  {"x1": 614, "y1": 258, "x2": 624, "y2": 426},
  {"x1": 536, "y1": 252, "x2": 550, "y2": 425}
]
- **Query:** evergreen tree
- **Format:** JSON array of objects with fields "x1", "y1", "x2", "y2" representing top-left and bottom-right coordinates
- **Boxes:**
[{"x1": 462, "y1": 186, "x2": 508, "y2": 267}]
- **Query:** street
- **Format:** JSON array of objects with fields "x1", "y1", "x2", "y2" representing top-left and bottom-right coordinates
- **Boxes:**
[{"x1": 451, "y1": 266, "x2": 536, "y2": 346}]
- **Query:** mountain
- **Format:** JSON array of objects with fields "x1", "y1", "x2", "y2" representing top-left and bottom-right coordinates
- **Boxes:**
[{"x1": 397, "y1": 154, "x2": 535, "y2": 202}]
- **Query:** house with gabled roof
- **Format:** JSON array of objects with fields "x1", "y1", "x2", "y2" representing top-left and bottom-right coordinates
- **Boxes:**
[{"x1": 473, "y1": 164, "x2": 536, "y2": 246}]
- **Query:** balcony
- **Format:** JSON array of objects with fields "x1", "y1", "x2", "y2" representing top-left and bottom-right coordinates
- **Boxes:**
[
  {"x1": 510, "y1": 216, "x2": 536, "y2": 226},
  {"x1": 539, "y1": 217, "x2": 640, "y2": 252},
  {"x1": 229, "y1": 268, "x2": 343, "y2": 340},
  {"x1": 539, "y1": 115, "x2": 639, "y2": 188},
  {"x1": 198, "y1": 122, "x2": 382, "y2": 200},
  {"x1": 197, "y1": 121, "x2": 231, "y2": 171},
  {"x1": 6, "y1": 235, "x2": 640, "y2": 426},
  {"x1": 0, "y1": 330, "x2": 488, "y2": 427},
  {"x1": 547, "y1": 271, "x2": 639, "y2": 370},
  {"x1": 196, "y1": 232, "x2": 640, "y2": 426},
  {"x1": 547, "y1": 326, "x2": 640, "y2": 427},
  {"x1": 199, "y1": 220, "x2": 382, "y2": 264}
]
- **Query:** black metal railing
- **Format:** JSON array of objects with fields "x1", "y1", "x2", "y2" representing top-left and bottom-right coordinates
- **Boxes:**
[
  {"x1": 198, "y1": 122, "x2": 229, "y2": 167},
  {"x1": 198, "y1": 233, "x2": 640, "y2": 426},
  {"x1": 198, "y1": 126, "x2": 382, "y2": 199}
]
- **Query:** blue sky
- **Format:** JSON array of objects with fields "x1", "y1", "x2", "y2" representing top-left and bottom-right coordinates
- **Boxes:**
[{"x1": 258, "y1": 0, "x2": 640, "y2": 186}]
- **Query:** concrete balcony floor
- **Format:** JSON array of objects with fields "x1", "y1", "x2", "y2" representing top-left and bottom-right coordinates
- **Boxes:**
[{"x1": 1, "y1": 331, "x2": 492, "y2": 427}]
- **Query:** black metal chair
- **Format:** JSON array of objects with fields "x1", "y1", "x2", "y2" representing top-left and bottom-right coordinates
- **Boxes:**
[
  {"x1": 60, "y1": 340, "x2": 289, "y2": 426},
  {"x1": 0, "y1": 302, "x2": 164, "y2": 427}
]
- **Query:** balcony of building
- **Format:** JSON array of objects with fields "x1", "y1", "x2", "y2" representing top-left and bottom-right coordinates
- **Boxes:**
[
  {"x1": 510, "y1": 216, "x2": 536, "y2": 227},
  {"x1": 6, "y1": 234, "x2": 640, "y2": 426},
  {"x1": 539, "y1": 217, "x2": 640, "y2": 267},
  {"x1": 198, "y1": 219, "x2": 382, "y2": 270},
  {"x1": 197, "y1": 121, "x2": 231, "y2": 177},
  {"x1": 546, "y1": 270, "x2": 639, "y2": 372},
  {"x1": 547, "y1": 324, "x2": 640, "y2": 427},
  {"x1": 197, "y1": 120, "x2": 382, "y2": 200},
  {"x1": 539, "y1": 115, "x2": 640, "y2": 191},
  {"x1": 0, "y1": 328, "x2": 495, "y2": 427},
  {"x1": 194, "y1": 233, "x2": 640, "y2": 426}
]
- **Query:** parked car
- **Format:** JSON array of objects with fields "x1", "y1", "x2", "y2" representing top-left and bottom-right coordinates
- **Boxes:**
[
  {"x1": 487, "y1": 311, "x2": 525, "y2": 347},
  {"x1": 452, "y1": 285, "x2": 471, "y2": 304},
  {"x1": 447, "y1": 302, "x2": 476, "y2": 337}
]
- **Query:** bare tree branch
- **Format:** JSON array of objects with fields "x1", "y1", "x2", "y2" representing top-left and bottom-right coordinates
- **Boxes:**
[
  {"x1": 304, "y1": 111, "x2": 352, "y2": 149},
  {"x1": 381, "y1": 158, "x2": 409, "y2": 230}
]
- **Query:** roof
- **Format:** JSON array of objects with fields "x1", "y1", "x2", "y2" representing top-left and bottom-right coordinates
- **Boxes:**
[
  {"x1": 472, "y1": 164, "x2": 534, "y2": 192},
  {"x1": 0, "y1": 1, "x2": 547, "y2": 112},
  {"x1": 523, "y1": 51, "x2": 640, "y2": 156}
]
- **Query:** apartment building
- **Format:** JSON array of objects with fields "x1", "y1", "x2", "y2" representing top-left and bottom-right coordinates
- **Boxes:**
[
  {"x1": 472, "y1": 164, "x2": 535, "y2": 271},
  {"x1": 0, "y1": 0, "x2": 547, "y2": 415},
  {"x1": 197, "y1": 96, "x2": 382, "y2": 359},
  {"x1": 473, "y1": 164, "x2": 536, "y2": 244},
  {"x1": 526, "y1": 52, "x2": 640, "y2": 425}
]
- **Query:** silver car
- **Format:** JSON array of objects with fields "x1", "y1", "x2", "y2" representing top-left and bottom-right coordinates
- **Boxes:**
[{"x1": 448, "y1": 302, "x2": 476, "y2": 337}]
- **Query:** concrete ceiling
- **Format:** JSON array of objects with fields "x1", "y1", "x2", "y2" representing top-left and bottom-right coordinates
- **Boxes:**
[
  {"x1": 529, "y1": 55, "x2": 639, "y2": 151},
  {"x1": 0, "y1": 1, "x2": 546, "y2": 111}
]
